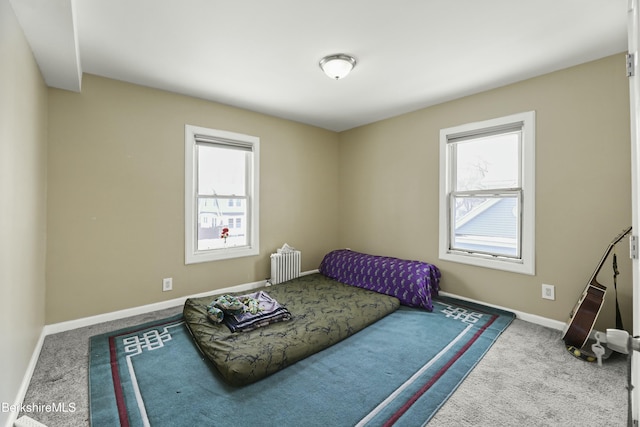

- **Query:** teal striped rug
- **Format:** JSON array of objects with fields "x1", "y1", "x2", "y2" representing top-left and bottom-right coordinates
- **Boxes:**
[{"x1": 89, "y1": 297, "x2": 514, "y2": 427}]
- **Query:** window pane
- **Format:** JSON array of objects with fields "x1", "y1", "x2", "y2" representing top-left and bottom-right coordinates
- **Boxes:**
[
  {"x1": 197, "y1": 145, "x2": 246, "y2": 196},
  {"x1": 197, "y1": 197, "x2": 247, "y2": 250},
  {"x1": 454, "y1": 132, "x2": 519, "y2": 191},
  {"x1": 452, "y1": 195, "x2": 519, "y2": 257}
]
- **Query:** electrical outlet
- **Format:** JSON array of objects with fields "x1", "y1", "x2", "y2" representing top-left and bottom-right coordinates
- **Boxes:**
[
  {"x1": 542, "y1": 283, "x2": 555, "y2": 300},
  {"x1": 162, "y1": 277, "x2": 173, "y2": 292}
]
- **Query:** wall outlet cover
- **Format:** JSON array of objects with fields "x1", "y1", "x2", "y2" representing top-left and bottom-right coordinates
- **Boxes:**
[{"x1": 542, "y1": 283, "x2": 555, "y2": 300}]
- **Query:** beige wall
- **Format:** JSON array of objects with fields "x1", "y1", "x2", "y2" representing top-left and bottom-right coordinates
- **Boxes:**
[
  {"x1": 0, "y1": 0, "x2": 48, "y2": 424},
  {"x1": 339, "y1": 54, "x2": 632, "y2": 331},
  {"x1": 46, "y1": 56, "x2": 632, "y2": 330},
  {"x1": 46, "y1": 74, "x2": 340, "y2": 323}
]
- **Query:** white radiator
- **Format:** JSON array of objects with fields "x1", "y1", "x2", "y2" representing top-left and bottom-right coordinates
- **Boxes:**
[{"x1": 270, "y1": 248, "x2": 301, "y2": 285}]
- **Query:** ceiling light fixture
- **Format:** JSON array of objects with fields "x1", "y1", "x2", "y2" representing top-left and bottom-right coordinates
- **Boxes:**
[{"x1": 319, "y1": 54, "x2": 357, "y2": 80}]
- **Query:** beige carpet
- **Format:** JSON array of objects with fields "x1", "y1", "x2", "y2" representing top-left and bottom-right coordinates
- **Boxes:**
[{"x1": 430, "y1": 320, "x2": 629, "y2": 426}]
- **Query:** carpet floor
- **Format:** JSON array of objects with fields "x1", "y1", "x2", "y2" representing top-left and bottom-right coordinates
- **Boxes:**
[
  {"x1": 19, "y1": 305, "x2": 629, "y2": 426},
  {"x1": 88, "y1": 300, "x2": 513, "y2": 427}
]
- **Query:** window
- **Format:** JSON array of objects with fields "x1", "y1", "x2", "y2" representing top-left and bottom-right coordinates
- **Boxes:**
[
  {"x1": 185, "y1": 125, "x2": 259, "y2": 264},
  {"x1": 439, "y1": 112, "x2": 535, "y2": 275}
]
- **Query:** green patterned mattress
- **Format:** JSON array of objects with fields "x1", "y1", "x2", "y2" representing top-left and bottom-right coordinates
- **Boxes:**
[{"x1": 183, "y1": 273, "x2": 400, "y2": 386}]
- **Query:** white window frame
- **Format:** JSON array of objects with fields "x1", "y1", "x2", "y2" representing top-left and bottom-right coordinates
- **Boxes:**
[
  {"x1": 185, "y1": 124, "x2": 260, "y2": 264},
  {"x1": 438, "y1": 111, "x2": 535, "y2": 275}
]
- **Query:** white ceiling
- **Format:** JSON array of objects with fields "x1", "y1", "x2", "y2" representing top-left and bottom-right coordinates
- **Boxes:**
[{"x1": 10, "y1": 0, "x2": 629, "y2": 132}]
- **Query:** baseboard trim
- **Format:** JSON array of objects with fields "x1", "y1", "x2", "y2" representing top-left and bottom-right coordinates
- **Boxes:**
[
  {"x1": 439, "y1": 291, "x2": 566, "y2": 331},
  {"x1": 43, "y1": 274, "x2": 565, "y2": 336},
  {"x1": 4, "y1": 328, "x2": 47, "y2": 427},
  {"x1": 44, "y1": 270, "x2": 321, "y2": 335},
  {"x1": 44, "y1": 278, "x2": 268, "y2": 335}
]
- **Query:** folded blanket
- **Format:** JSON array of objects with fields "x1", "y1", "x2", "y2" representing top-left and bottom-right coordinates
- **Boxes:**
[{"x1": 223, "y1": 291, "x2": 292, "y2": 333}]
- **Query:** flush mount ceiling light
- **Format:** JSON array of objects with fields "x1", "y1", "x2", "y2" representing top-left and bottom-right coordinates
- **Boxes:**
[{"x1": 319, "y1": 54, "x2": 357, "y2": 80}]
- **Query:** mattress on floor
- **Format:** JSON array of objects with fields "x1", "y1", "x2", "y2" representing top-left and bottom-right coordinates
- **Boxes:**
[{"x1": 183, "y1": 273, "x2": 400, "y2": 386}]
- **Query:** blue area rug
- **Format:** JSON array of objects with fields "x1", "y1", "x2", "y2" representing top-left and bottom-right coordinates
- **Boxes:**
[{"x1": 89, "y1": 297, "x2": 514, "y2": 427}]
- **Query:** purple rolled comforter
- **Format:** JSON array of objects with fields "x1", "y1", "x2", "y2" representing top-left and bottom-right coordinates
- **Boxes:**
[{"x1": 319, "y1": 249, "x2": 441, "y2": 311}]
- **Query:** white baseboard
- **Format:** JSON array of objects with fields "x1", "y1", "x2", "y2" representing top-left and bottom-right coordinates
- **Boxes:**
[
  {"x1": 44, "y1": 270, "x2": 322, "y2": 335},
  {"x1": 42, "y1": 278, "x2": 565, "y2": 336},
  {"x1": 5, "y1": 329, "x2": 47, "y2": 427},
  {"x1": 44, "y1": 278, "x2": 269, "y2": 335},
  {"x1": 439, "y1": 291, "x2": 566, "y2": 331}
]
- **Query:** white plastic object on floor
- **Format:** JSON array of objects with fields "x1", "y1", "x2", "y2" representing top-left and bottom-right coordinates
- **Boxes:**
[
  {"x1": 14, "y1": 415, "x2": 48, "y2": 427},
  {"x1": 591, "y1": 335, "x2": 605, "y2": 367},
  {"x1": 605, "y1": 328, "x2": 631, "y2": 354}
]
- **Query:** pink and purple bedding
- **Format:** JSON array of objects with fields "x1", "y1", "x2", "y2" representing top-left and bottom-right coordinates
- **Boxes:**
[{"x1": 319, "y1": 249, "x2": 441, "y2": 311}]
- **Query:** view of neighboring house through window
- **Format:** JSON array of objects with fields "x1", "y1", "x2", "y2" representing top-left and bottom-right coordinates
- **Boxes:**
[
  {"x1": 197, "y1": 144, "x2": 247, "y2": 249},
  {"x1": 439, "y1": 112, "x2": 535, "y2": 275},
  {"x1": 185, "y1": 125, "x2": 260, "y2": 264}
]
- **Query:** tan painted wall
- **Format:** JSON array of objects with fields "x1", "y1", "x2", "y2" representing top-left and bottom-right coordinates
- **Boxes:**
[
  {"x1": 338, "y1": 54, "x2": 633, "y2": 331},
  {"x1": 46, "y1": 74, "x2": 340, "y2": 323},
  {"x1": 0, "y1": 0, "x2": 48, "y2": 423},
  {"x1": 46, "y1": 54, "x2": 632, "y2": 332}
]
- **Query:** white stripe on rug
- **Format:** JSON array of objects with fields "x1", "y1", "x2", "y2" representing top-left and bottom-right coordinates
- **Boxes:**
[
  {"x1": 126, "y1": 322, "x2": 184, "y2": 427},
  {"x1": 126, "y1": 353, "x2": 151, "y2": 427},
  {"x1": 355, "y1": 323, "x2": 473, "y2": 426}
]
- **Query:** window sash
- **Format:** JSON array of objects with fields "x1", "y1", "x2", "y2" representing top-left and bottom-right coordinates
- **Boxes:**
[
  {"x1": 446, "y1": 122, "x2": 525, "y2": 260},
  {"x1": 195, "y1": 144, "x2": 251, "y2": 197},
  {"x1": 196, "y1": 195, "x2": 249, "y2": 251},
  {"x1": 449, "y1": 130, "x2": 522, "y2": 192},
  {"x1": 185, "y1": 124, "x2": 259, "y2": 264},
  {"x1": 448, "y1": 190, "x2": 522, "y2": 259},
  {"x1": 438, "y1": 111, "x2": 535, "y2": 275},
  {"x1": 193, "y1": 151, "x2": 253, "y2": 254}
]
